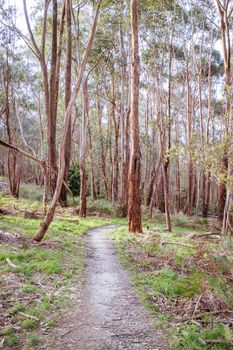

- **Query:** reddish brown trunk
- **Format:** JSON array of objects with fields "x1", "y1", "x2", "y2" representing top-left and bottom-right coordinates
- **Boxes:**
[
  {"x1": 33, "y1": 0, "x2": 103, "y2": 241},
  {"x1": 215, "y1": 1, "x2": 231, "y2": 229},
  {"x1": 163, "y1": 41, "x2": 172, "y2": 232},
  {"x1": 88, "y1": 125, "x2": 97, "y2": 200},
  {"x1": 174, "y1": 111, "x2": 180, "y2": 213},
  {"x1": 59, "y1": 0, "x2": 72, "y2": 206},
  {"x1": 158, "y1": 171, "x2": 165, "y2": 213},
  {"x1": 3, "y1": 52, "x2": 20, "y2": 198},
  {"x1": 119, "y1": 23, "x2": 127, "y2": 209},
  {"x1": 146, "y1": 171, "x2": 156, "y2": 206},
  {"x1": 79, "y1": 81, "x2": 88, "y2": 217},
  {"x1": 184, "y1": 63, "x2": 193, "y2": 216},
  {"x1": 47, "y1": 0, "x2": 58, "y2": 194},
  {"x1": 128, "y1": 0, "x2": 142, "y2": 233},
  {"x1": 97, "y1": 87, "x2": 110, "y2": 199},
  {"x1": 218, "y1": 156, "x2": 228, "y2": 222},
  {"x1": 202, "y1": 172, "x2": 207, "y2": 217},
  {"x1": 192, "y1": 170, "x2": 197, "y2": 209},
  {"x1": 111, "y1": 73, "x2": 119, "y2": 203},
  {"x1": 162, "y1": 163, "x2": 171, "y2": 231}
]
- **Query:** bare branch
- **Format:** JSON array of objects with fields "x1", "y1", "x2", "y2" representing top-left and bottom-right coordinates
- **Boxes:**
[
  {"x1": 0, "y1": 139, "x2": 44, "y2": 166},
  {"x1": 23, "y1": 0, "x2": 41, "y2": 57}
]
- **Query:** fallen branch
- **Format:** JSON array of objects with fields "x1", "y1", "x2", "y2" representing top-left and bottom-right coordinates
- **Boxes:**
[
  {"x1": 60, "y1": 324, "x2": 76, "y2": 337},
  {"x1": 0, "y1": 338, "x2": 4, "y2": 349},
  {"x1": 193, "y1": 293, "x2": 203, "y2": 314},
  {"x1": 197, "y1": 319, "x2": 233, "y2": 325},
  {"x1": 0, "y1": 208, "x2": 12, "y2": 215},
  {"x1": 189, "y1": 233, "x2": 221, "y2": 240},
  {"x1": 161, "y1": 241, "x2": 196, "y2": 249},
  {"x1": 199, "y1": 268, "x2": 233, "y2": 282},
  {"x1": 0, "y1": 139, "x2": 45, "y2": 166},
  {"x1": 5, "y1": 258, "x2": 18, "y2": 269},
  {"x1": 175, "y1": 309, "x2": 233, "y2": 323},
  {"x1": 3, "y1": 295, "x2": 38, "y2": 303},
  {"x1": 18, "y1": 311, "x2": 39, "y2": 321},
  {"x1": 0, "y1": 139, "x2": 74, "y2": 203}
]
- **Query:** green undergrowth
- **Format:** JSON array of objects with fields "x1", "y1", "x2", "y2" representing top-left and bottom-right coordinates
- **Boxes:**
[
  {"x1": 19, "y1": 183, "x2": 44, "y2": 202},
  {"x1": 0, "y1": 194, "x2": 115, "y2": 349},
  {"x1": 0, "y1": 194, "x2": 42, "y2": 212},
  {"x1": 109, "y1": 220, "x2": 233, "y2": 350}
]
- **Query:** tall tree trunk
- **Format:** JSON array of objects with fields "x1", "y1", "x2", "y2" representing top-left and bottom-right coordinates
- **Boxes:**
[
  {"x1": 23, "y1": 0, "x2": 67, "y2": 198},
  {"x1": 215, "y1": 0, "x2": 232, "y2": 231},
  {"x1": 88, "y1": 124, "x2": 97, "y2": 200},
  {"x1": 183, "y1": 63, "x2": 193, "y2": 216},
  {"x1": 111, "y1": 73, "x2": 119, "y2": 203},
  {"x1": 59, "y1": 0, "x2": 72, "y2": 206},
  {"x1": 47, "y1": 0, "x2": 58, "y2": 194},
  {"x1": 203, "y1": 32, "x2": 214, "y2": 218},
  {"x1": 119, "y1": 23, "x2": 127, "y2": 207},
  {"x1": 3, "y1": 50, "x2": 20, "y2": 198},
  {"x1": 79, "y1": 81, "x2": 88, "y2": 217},
  {"x1": 162, "y1": 41, "x2": 172, "y2": 232},
  {"x1": 175, "y1": 113, "x2": 180, "y2": 213},
  {"x1": 33, "y1": 0, "x2": 103, "y2": 241},
  {"x1": 128, "y1": 0, "x2": 142, "y2": 233},
  {"x1": 96, "y1": 86, "x2": 110, "y2": 199}
]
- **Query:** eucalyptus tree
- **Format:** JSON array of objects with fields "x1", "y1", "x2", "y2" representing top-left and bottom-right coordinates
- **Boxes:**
[
  {"x1": 33, "y1": 0, "x2": 103, "y2": 241},
  {"x1": 59, "y1": 0, "x2": 72, "y2": 206},
  {"x1": 128, "y1": 0, "x2": 142, "y2": 233},
  {"x1": 215, "y1": 0, "x2": 233, "y2": 233},
  {"x1": 23, "y1": 0, "x2": 65, "y2": 196}
]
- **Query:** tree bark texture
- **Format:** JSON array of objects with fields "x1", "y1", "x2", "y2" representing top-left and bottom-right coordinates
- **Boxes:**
[{"x1": 128, "y1": 0, "x2": 142, "y2": 233}]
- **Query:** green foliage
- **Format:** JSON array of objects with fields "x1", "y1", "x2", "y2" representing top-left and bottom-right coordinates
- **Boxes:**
[
  {"x1": 140, "y1": 0, "x2": 174, "y2": 12},
  {"x1": 26, "y1": 334, "x2": 39, "y2": 347},
  {"x1": 140, "y1": 269, "x2": 203, "y2": 299},
  {"x1": 21, "y1": 319, "x2": 38, "y2": 330},
  {"x1": 173, "y1": 216, "x2": 190, "y2": 228},
  {"x1": 4, "y1": 335, "x2": 19, "y2": 346},
  {"x1": 0, "y1": 327, "x2": 14, "y2": 336},
  {"x1": 20, "y1": 184, "x2": 43, "y2": 202},
  {"x1": 194, "y1": 217, "x2": 208, "y2": 226},
  {"x1": 68, "y1": 162, "x2": 80, "y2": 196},
  {"x1": 0, "y1": 196, "x2": 113, "y2": 348},
  {"x1": 0, "y1": 194, "x2": 42, "y2": 213},
  {"x1": 174, "y1": 323, "x2": 233, "y2": 350},
  {"x1": 12, "y1": 303, "x2": 26, "y2": 314},
  {"x1": 109, "y1": 221, "x2": 233, "y2": 350},
  {"x1": 88, "y1": 198, "x2": 114, "y2": 216},
  {"x1": 114, "y1": 203, "x2": 128, "y2": 218}
]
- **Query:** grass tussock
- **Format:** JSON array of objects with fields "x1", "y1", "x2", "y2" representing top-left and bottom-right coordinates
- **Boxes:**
[
  {"x1": 0, "y1": 193, "x2": 112, "y2": 349},
  {"x1": 109, "y1": 217, "x2": 233, "y2": 350}
]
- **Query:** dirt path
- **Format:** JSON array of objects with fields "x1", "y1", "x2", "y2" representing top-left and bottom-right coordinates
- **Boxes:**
[{"x1": 50, "y1": 225, "x2": 170, "y2": 350}]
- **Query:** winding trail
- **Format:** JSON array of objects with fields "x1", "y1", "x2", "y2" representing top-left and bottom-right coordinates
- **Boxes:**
[{"x1": 52, "y1": 225, "x2": 169, "y2": 350}]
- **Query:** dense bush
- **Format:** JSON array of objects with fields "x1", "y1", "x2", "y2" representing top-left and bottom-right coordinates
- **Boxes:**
[
  {"x1": 114, "y1": 203, "x2": 128, "y2": 218},
  {"x1": 20, "y1": 185, "x2": 43, "y2": 202},
  {"x1": 88, "y1": 198, "x2": 114, "y2": 216},
  {"x1": 68, "y1": 162, "x2": 80, "y2": 196}
]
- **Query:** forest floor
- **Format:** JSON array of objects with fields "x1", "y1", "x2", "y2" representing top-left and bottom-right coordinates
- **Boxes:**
[
  {"x1": 46, "y1": 225, "x2": 169, "y2": 350},
  {"x1": 0, "y1": 191, "x2": 120, "y2": 349},
  {"x1": 0, "y1": 186, "x2": 233, "y2": 349},
  {"x1": 109, "y1": 225, "x2": 233, "y2": 350}
]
